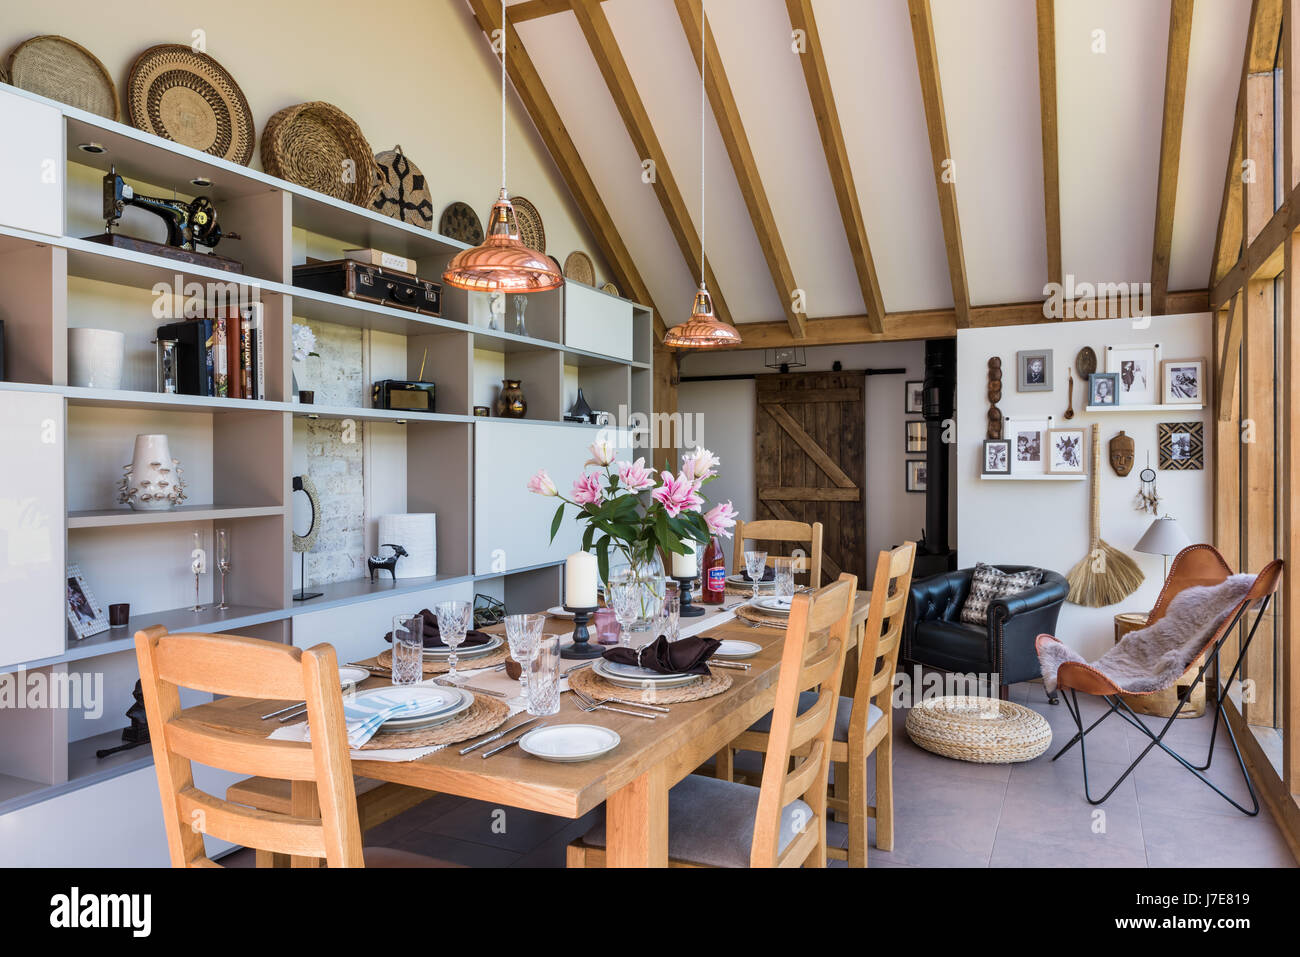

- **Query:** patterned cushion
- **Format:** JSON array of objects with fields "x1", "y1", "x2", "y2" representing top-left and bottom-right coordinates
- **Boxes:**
[{"x1": 959, "y1": 563, "x2": 1043, "y2": 626}]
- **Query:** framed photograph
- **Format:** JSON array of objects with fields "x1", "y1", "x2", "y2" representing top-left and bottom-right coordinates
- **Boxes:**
[
  {"x1": 1088, "y1": 372, "x2": 1120, "y2": 407},
  {"x1": 1046, "y1": 428, "x2": 1086, "y2": 474},
  {"x1": 1158, "y1": 421, "x2": 1204, "y2": 470},
  {"x1": 904, "y1": 380, "x2": 924, "y2": 414},
  {"x1": 982, "y1": 438, "x2": 1011, "y2": 475},
  {"x1": 905, "y1": 460, "x2": 927, "y2": 493},
  {"x1": 1106, "y1": 343, "x2": 1160, "y2": 405},
  {"x1": 1016, "y1": 350, "x2": 1053, "y2": 392},
  {"x1": 1161, "y1": 358, "x2": 1206, "y2": 406},
  {"x1": 905, "y1": 420, "x2": 927, "y2": 453},
  {"x1": 66, "y1": 564, "x2": 109, "y2": 640},
  {"x1": 1007, "y1": 416, "x2": 1051, "y2": 475}
]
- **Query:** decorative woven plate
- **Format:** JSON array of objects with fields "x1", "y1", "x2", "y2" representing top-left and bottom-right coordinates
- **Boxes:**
[
  {"x1": 600, "y1": 280, "x2": 620, "y2": 297},
  {"x1": 905, "y1": 695, "x2": 1051, "y2": 764},
  {"x1": 262, "y1": 101, "x2": 379, "y2": 206},
  {"x1": 375, "y1": 645, "x2": 509, "y2": 675},
  {"x1": 507, "y1": 195, "x2": 545, "y2": 253},
  {"x1": 570, "y1": 664, "x2": 731, "y2": 704},
  {"x1": 355, "y1": 693, "x2": 510, "y2": 750},
  {"x1": 125, "y1": 44, "x2": 255, "y2": 165},
  {"x1": 7, "y1": 35, "x2": 119, "y2": 120},
  {"x1": 440, "y1": 201, "x2": 484, "y2": 246},
  {"x1": 564, "y1": 251, "x2": 595, "y2": 286},
  {"x1": 371, "y1": 145, "x2": 433, "y2": 227}
]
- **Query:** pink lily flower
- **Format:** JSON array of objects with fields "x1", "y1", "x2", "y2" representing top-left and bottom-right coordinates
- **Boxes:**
[
  {"x1": 617, "y1": 457, "x2": 655, "y2": 492},
  {"x1": 527, "y1": 469, "x2": 558, "y2": 497},
  {"x1": 704, "y1": 500, "x2": 739, "y2": 537},
  {"x1": 652, "y1": 470, "x2": 704, "y2": 517},
  {"x1": 572, "y1": 471, "x2": 604, "y2": 507}
]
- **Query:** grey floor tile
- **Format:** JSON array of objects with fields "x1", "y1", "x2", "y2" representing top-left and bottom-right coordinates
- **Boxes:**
[
  {"x1": 389, "y1": 829, "x2": 522, "y2": 867},
  {"x1": 419, "y1": 797, "x2": 575, "y2": 853},
  {"x1": 1139, "y1": 806, "x2": 1295, "y2": 868},
  {"x1": 865, "y1": 774, "x2": 1007, "y2": 867},
  {"x1": 1131, "y1": 745, "x2": 1261, "y2": 818}
]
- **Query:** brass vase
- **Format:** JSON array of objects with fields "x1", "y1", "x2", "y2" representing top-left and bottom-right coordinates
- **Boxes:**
[{"x1": 496, "y1": 378, "x2": 527, "y2": 418}]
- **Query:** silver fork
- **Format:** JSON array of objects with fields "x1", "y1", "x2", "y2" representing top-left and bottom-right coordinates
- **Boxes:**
[{"x1": 567, "y1": 687, "x2": 660, "y2": 719}]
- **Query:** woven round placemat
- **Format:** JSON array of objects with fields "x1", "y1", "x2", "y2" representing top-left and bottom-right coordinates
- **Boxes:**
[
  {"x1": 125, "y1": 44, "x2": 254, "y2": 165},
  {"x1": 508, "y1": 195, "x2": 545, "y2": 253},
  {"x1": 905, "y1": 695, "x2": 1052, "y2": 764},
  {"x1": 564, "y1": 250, "x2": 594, "y2": 285},
  {"x1": 600, "y1": 280, "x2": 620, "y2": 297},
  {"x1": 376, "y1": 644, "x2": 510, "y2": 675},
  {"x1": 570, "y1": 665, "x2": 732, "y2": 704},
  {"x1": 371, "y1": 145, "x2": 433, "y2": 227},
  {"x1": 439, "y1": 201, "x2": 483, "y2": 246},
  {"x1": 356, "y1": 693, "x2": 510, "y2": 750},
  {"x1": 262, "y1": 101, "x2": 379, "y2": 206},
  {"x1": 734, "y1": 603, "x2": 789, "y2": 629},
  {"x1": 7, "y1": 35, "x2": 119, "y2": 120}
]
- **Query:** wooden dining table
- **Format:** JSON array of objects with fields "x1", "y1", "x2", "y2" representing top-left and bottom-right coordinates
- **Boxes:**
[{"x1": 184, "y1": 593, "x2": 872, "y2": 867}]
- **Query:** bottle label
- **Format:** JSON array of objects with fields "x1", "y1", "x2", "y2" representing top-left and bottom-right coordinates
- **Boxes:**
[{"x1": 707, "y1": 566, "x2": 726, "y2": 593}]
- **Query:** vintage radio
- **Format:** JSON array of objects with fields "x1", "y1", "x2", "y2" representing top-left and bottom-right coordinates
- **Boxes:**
[
  {"x1": 372, "y1": 379, "x2": 436, "y2": 413},
  {"x1": 293, "y1": 259, "x2": 441, "y2": 315}
]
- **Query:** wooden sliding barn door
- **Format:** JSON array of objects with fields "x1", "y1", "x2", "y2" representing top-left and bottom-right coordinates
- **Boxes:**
[{"x1": 755, "y1": 371, "x2": 866, "y2": 582}]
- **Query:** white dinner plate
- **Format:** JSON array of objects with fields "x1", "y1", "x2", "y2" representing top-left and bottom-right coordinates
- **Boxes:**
[
  {"x1": 593, "y1": 658, "x2": 701, "y2": 689},
  {"x1": 422, "y1": 635, "x2": 503, "y2": 659},
  {"x1": 753, "y1": 595, "x2": 794, "y2": 615},
  {"x1": 546, "y1": 606, "x2": 575, "y2": 619},
  {"x1": 518, "y1": 724, "x2": 620, "y2": 763},
  {"x1": 337, "y1": 665, "x2": 370, "y2": 686},
  {"x1": 714, "y1": 639, "x2": 762, "y2": 659},
  {"x1": 380, "y1": 687, "x2": 474, "y2": 730}
]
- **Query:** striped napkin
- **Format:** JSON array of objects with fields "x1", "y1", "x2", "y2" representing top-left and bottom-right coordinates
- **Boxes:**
[{"x1": 341, "y1": 692, "x2": 426, "y2": 748}]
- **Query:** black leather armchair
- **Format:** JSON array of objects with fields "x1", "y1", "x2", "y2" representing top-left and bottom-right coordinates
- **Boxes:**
[{"x1": 902, "y1": 565, "x2": 1069, "y2": 701}]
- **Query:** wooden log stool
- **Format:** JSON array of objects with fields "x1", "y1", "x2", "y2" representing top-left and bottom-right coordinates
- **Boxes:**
[{"x1": 1113, "y1": 612, "x2": 1206, "y2": 718}]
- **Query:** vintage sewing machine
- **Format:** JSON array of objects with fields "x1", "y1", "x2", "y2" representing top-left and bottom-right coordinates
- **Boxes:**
[{"x1": 84, "y1": 168, "x2": 244, "y2": 273}]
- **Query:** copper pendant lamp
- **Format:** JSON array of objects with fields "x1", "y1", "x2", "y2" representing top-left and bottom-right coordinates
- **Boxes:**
[
  {"x1": 665, "y1": 2, "x2": 740, "y2": 349},
  {"x1": 443, "y1": 2, "x2": 562, "y2": 294}
]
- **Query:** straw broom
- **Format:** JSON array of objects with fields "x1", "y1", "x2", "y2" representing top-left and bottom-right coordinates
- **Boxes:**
[{"x1": 1067, "y1": 424, "x2": 1144, "y2": 607}]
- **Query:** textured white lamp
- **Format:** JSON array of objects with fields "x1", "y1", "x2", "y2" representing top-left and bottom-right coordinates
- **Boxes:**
[{"x1": 1134, "y1": 516, "x2": 1192, "y2": 580}]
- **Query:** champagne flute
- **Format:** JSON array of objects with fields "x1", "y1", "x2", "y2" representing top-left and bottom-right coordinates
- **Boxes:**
[
  {"x1": 216, "y1": 528, "x2": 231, "y2": 610},
  {"x1": 190, "y1": 530, "x2": 206, "y2": 612},
  {"x1": 434, "y1": 600, "x2": 472, "y2": 684}
]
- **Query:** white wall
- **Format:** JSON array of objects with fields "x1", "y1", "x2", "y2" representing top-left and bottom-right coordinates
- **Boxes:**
[
  {"x1": 956, "y1": 313, "x2": 1213, "y2": 660},
  {"x1": 677, "y1": 340, "x2": 937, "y2": 562}
]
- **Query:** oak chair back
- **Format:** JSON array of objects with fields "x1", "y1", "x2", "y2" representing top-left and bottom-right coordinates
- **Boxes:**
[
  {"x1": 850, "y1": 542, "x2": 917, "y2": 727},
  {"x1": 732, "y1": 519, "x2": 825, "y2": 589},
  {"x1": 134, "y1": 626, "x2": 363, "y2": 868},
  {"x1": 750, "y1": 573, "x2": 857, "y2": 867}
]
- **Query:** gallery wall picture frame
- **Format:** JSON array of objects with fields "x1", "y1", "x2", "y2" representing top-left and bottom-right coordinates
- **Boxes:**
[
  {"x1": 906, "y1": 420, "x2": 927, "y2": 453},
  {"x1": 1016, "y1": 349, "x2": 1053, "y2": 392},
  {"x1": 1088, "y1": 372, "x2": 1120, "y2": 407},
  {"x1": 1161, "y1": 358, "x2": 1206, "y2": 406},
  {"x1": 1007, "y1": 415, "x2": 1052, "y2": 475},
  {"x1": 1106, "y1": 343, "x2": 1160, "y2": 405},
  {"x1": 1158, "y1": 421, "x2": 1204, "y2": 470},
  {"x1": 66, "y1": 563, "x2": 109, "y2": 639},
  {"x1": 905, "y1": 380, "x2": 924, "y2": 414},
  {"x1": 1046, "y1": 427, "x2": 1087, "y2": 474},
  {"x1": 982, "y1": 438, "x2": 1011, "y2": 475},
  {"x1": 905, "y1": 459, "x2": 927, "y2": 493}
]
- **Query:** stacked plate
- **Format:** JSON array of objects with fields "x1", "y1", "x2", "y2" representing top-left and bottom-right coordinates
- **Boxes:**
[
  {"x1": 345, "y1": 686, "x2": 474, "y2": 733},
  {"x1": 592, "y1": 658, "x2": 700, "y2": 689},
  {"x1": 422, "y1": 634, "x2": 503, "y2": 661},
  {"x1": 750, "y1": 596, "x2": 794, "y2": 616}
]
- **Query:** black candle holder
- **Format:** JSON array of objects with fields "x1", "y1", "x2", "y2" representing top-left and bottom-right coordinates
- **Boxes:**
[
  {"x1": 674, "y1": 576, "x2": 705, "y2": 617},
  {"x1": 561, "y1": 605, "x2": 602, "y2": 659}
]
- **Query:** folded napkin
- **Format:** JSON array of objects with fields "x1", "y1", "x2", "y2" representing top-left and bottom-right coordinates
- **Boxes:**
[
  {"x1": 740, "y1": 567, "x2": 776, "y2": 583},
  {"x1": 383, "y1": 608, "x2": 492, "y2": 648},
  {"x1": 603, "y1": 634, "x2": 720, "y2": 676},
  {"x1": 341, "y1": 694, "x2": 427, "y2": 748}
]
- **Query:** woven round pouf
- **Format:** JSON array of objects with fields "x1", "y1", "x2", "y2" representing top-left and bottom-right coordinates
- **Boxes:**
[{"x1": 905, "y1": 696, "x2": 1051, "y2": 764}]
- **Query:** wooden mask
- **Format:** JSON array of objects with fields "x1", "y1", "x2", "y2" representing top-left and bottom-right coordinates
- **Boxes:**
[{"x1": 1108, "y1": 430, "x2": 1135, "y2": 476}]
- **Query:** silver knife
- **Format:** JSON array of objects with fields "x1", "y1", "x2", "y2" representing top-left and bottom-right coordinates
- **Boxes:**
[
  {"x1": 434, "y1": 679, "x2": 506, "y2": 698},
  {"x1": 482, "y1": 723, "x2": 546, "y2": 758},
  {"x1": 710, "y1": 660, "x2": 751, "y2": 670},
  {"x1": 459, "y1": 716, "x2": 539, "y2": 755}
]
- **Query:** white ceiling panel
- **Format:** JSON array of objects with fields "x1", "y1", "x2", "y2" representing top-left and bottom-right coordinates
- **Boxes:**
[{"x1": 931, "y1": 0, "x2": 1049, "y2": 305}]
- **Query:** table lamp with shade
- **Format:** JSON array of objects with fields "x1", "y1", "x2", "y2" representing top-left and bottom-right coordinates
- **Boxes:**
[{"x1": 1134, "y1": 516, "x2": 1192, "y2": 581}]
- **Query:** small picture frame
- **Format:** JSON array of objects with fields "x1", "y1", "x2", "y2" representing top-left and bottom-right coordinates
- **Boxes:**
[
  {"x1": 1088, "y1": 372, "x2": 1120, "y2": 407},
  {"x1": 1161, "y1": 358, "x2": 1206, "y2": 406},
  {"x1": 1106, "y1": 343, "x2": 1160, "y2": 405},
  {"x1": 905, "y1": 420, "x2": 927, "y2": 453},
  {"x1": 1046, "y1": 428, "x2": 1087, "y2": 474},
  {"x1": 905, "y1": 380, "x2": 924, "y2": 414},
  {"x1": 982, "y1": 438, "x2": 1011, "y2": 475},
  {"x1": 1007, "y1": 416, "x2": 1052, "y2": 475},
  {"x1": 1158, "y1": 421, "x2": 1204, "y2": 470},
  {"x1": 66, "y1": 564, "x2": 109, "y2": 639},
  {"x1": 905, "y1": 460, "x2": 927, "y2": 493},
  {"x1": 1017, "y1": 350, "x2": 1053, "y2": 392}
]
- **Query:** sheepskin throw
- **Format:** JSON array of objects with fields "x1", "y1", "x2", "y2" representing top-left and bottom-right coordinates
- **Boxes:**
[
  {"x1": 960, "y1": 564, "x2": 1044, "y2": 626},
  {"x1": 1037, "y1": 574, "x2": 1255, "y2": 695}
]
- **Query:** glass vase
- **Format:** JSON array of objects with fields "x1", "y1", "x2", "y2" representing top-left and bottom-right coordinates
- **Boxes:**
[{"x1": 605, "y1": 546, "x2": 667, "y2": 640}]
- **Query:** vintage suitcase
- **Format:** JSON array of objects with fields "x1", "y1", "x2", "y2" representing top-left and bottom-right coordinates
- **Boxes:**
[{"x1": 292, "y1": 259, "x2": 441, "y2": 316}]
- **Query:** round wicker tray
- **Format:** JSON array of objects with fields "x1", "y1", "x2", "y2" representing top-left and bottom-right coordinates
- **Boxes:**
[
  {"x1": 371, "y1": 145, "x2": 433, "y2": 227},
  {"x1": 564, "y1": 250, "x2": 595, "y2": 285},
  {"x1": 569, "y1": 664, "x2": 731, "y2": 704},
  {"x1": 7, "y1": 35, "x2": 119, "y2": 120},
  {"x1": 375, "y1": 645, "x2": 510, "y2": 675},
  {"x1": 905, "y1": 695, "x2": 1051, "y2": 764},
  {"x1": 261, "y1": 101, "x2": 378, "y2": 206}
]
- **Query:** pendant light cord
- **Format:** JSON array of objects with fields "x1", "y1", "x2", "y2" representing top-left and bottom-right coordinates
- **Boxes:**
[
  {"x1": 699, "y1": 1, "x2": 706, "y2": 286},
  {"x1": 501, "y1": 0, "x2": 508, "y2": 191}
]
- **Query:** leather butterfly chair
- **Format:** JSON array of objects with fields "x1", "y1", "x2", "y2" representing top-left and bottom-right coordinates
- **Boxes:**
[{"x1": 1037, "y1": 545, "x2": 1283, "y2": 816}]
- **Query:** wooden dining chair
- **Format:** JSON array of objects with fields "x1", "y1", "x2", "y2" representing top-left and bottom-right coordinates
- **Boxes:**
[
  {"x1": 732, "y1": 518, "x2": 824, "y2": 588},
  {"x1": 566, "y1": 574, "x2": 857, "y2": 868},
  {"x1": 134, "y1": 625, "x2": 446, "y2": 868},
  {"x1": 723, "y1": 543, "x2": 916, "y2": 867}
]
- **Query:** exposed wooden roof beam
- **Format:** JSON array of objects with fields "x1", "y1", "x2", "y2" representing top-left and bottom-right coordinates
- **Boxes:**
[
  {"x1": 506, "y1": 0, "x2": 575, "y2": 23},
  {"x1": 464, "y1": 0, "x2": 666, "y2": 339},
  {"x1": 1216, "y1": 290, "x2": 1244, "y2": 420},
  {"x1": 569, "y1": 0, "x2": 735, "y2": 326},
  {"x1": 784, "y1": 0, "x2": 885, "y2": 334},
  {"x1": 907, "y1": 0, "x2": 972, "y2": 328},
  {"x1": 1150, "y1": 0, "x2": 1195, "y2": 315},
  {"x1": 673, "y1": 0, "x2": 806, "y2": 338},
  {"x1": 1035, "y1": 0, "x2": 1062, "y2": 294}
]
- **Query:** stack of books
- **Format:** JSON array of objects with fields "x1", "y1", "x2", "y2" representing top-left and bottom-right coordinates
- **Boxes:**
[{"x1": 156, "y1": 304, "x2": 266, "y2": 400}]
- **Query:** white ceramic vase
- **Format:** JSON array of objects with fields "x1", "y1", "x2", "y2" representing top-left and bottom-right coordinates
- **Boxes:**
[
  {"x1": 117, "y1": 434, "x2": 187, "y2": 511},
  {"x1": 67, "y1": 328, "x2": 126, "y2": 390}
]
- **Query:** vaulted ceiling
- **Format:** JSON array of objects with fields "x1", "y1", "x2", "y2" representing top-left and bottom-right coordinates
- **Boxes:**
[{"x1": 491, "y1": 0, "x2": 1250, "y2": 337}]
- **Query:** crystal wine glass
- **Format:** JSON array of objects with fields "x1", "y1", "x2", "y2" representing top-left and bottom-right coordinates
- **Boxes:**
[
  {"x1": 216, "y1": 528, "x2": 231, "y2": 610},
  {"x1": 744, "y1": 549, "x2": 768, "y2": 601},
  {"x1": 504, "y1": 613, "x2": 545, "y2": 708},
  {"x1": 434, "y1": 600, "x2": 472, "y2": 684},
  {"x1": 608, "y1": 575, "x2": 641, "y2": 648}
]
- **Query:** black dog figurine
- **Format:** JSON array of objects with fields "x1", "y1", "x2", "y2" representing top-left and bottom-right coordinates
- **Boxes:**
[{"x1": 367, "y1": 543, "x2": 409, "y2": 581}]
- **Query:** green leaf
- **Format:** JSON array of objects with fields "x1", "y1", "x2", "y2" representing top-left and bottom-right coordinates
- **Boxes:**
[
  {"x1": 596, "y1": 536, "x2": 611, "y2": 584},
  {"x1": 549, "y1": 502, "x2": 565, "y2": 544}
]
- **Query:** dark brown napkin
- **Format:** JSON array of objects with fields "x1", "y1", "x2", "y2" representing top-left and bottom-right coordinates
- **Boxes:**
[
  {"x1": 383, "y1": 608, "x2": 492, "y2": 648},
  {"x1": 741, "y1": 566, "x2": 775, "y2": 582},
  {"x1": 602, "y1": 635, "x2": 720, "y2": 676}
]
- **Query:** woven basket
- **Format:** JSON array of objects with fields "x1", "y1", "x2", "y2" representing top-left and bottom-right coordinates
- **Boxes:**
[
  {"x1": 905, "y1": 695, "x2": 1051, "y2": 764},
  {"x1": 261, "y1": 101, "x2": 379, "y2": 206},
  {"x1": 7, "y1": 35, "x2": 119, "y2": 120}
]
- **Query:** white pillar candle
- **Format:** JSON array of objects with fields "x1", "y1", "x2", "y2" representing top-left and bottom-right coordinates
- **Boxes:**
[
  {"x1": 671, "y1": 540, "x2": 696, "y2": 577},
  {"x1": 566, "y1": 551, "x2": 599, "y2": 608}
]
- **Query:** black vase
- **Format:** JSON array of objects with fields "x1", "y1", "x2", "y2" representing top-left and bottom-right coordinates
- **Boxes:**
[{"x1": 570, "y1": 387, "x2": 594, "y2": 423}]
